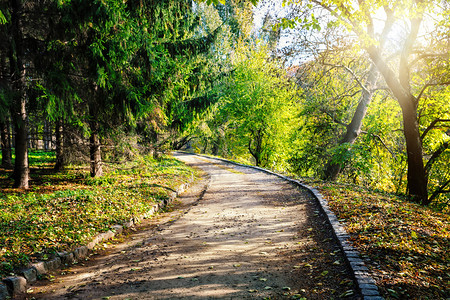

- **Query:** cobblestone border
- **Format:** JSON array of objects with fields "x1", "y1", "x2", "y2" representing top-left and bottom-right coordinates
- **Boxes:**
[
  {"x1": 0, "y1": 175, "x2": 194, "y2": 300},
  {"x1": 189, "y1": 152, "x2": 383, "y2": 300}
]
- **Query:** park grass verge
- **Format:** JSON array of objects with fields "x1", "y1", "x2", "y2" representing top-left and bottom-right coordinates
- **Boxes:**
[
  {"x1": 301, "y1": 179, "x2": 449, "y2": 300},
  {"x1": 0, "y1": 152, "x2": 197, "y2": 278}
]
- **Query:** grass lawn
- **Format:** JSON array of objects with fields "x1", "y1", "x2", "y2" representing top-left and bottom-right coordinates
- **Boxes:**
[
  {"x1": 0, "y1": 150, "x2": 197, "y2": 278},
  {"x1": 302, "y1": 179, "x2": 449, "y2": 300}
]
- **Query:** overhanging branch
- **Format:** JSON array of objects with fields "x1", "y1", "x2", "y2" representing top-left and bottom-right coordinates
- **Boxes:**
[
  {"x1": 421, "y1": 118, "x2": 450, "y2": 141},
  {"x1": 322, "y1": 62, "x2": 370, "y2": 94},
  {"x1": 429, "y1": 178, "x2": 450, "y2": 203},
  {"x1": 361, "y1": 131, "x2": 396, "y2": 158},
  {"x1": 424, "y1": 141, "x2": 449, "y2": 178},
  {"x1": 319, "y1": 108, "x2": 348, "y2": 128},
  {"x1": 416, "y1": 81, "x2": 450, "y2": 102}
]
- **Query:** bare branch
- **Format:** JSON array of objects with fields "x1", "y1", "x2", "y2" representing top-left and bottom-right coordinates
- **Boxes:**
[
  {"x1": 429, "y1": 178, "x2": 450, "y2": 203},
  {"x1": 424, "y1": 141, "x2": 449, "y2": 179},
  {"x1": 319, "y1": 108, "x2": 348, "y2": 128},
  {"x1": 361, "y1": 131, "x2": 396, "y2": 158},
  {"x1": 322, "y1": 62, "x2": 370, "y2": 94},
  {"x1": 416, "y1": 81, "x2": 450, "y2": 102},
  {"x1": 421, "y1": 118, "x2": 450, "y2": 141},
  {"x1": 409, "y1": 52, "x2": 449, "y2": 68}
]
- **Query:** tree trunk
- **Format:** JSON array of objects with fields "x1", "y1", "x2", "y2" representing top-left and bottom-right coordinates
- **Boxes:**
[
  {"x1": 248, "y1": 128, "x2": 263, "y2": 167},
  {"x1": 324, "y1": 65, "x2": 378, "y2": 180},
  {"x1": 43, "y1": 120, "x2": 50, "y2": 151},
  {"x1": 90, "y1": 121, "x2": 102, "y2": 177},
  {"x1": 211, "y1": 139, "x2": 219, "y2": 155},
  {"x1": 33, "y1": 125, "x2": 38, "y2": 149},
  {"x1": 13, "y1": 101, "x2": 29, "y2": 188},
  {"x1": 54, "y1": 120, "x2": 65, "y2": 171},
  {"x1": 202, "y1": 139, "x2": 208, "y2": 153},
  {"x1": 1, "y1": 119, "x2": 13, "y2": 168},
  {"x1": 89, "y1": 83, "x2": 103, "y2": 177},
  {"x1": 368, "y1": 40, "x2": 428, "y2": 203},
  {"x1": 400, "y1": 97, "x2": 428, "y2": 203},
  {"x1": 10, "y1": 0, "x2": 29, "y2": 189}
]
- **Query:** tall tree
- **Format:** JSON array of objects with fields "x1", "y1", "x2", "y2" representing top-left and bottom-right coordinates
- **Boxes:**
[
  {"x1": 2, "y1": 0, "x2": 61, "y2": 186},
  {"x1": 0, "y1": 49, "x2": 12, "y2": 168},
  {"x1": 286, "y1": 0, "x2": 450, "y2": 204},
  {"x1": 204, "y1": 43, "x2": 297, "y2": 167},
  {"x1": 8, "y1": 0, "x2": 29, "y2": 188}
]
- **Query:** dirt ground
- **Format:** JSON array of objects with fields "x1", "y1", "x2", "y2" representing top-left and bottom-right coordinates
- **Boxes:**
[{"x1": 24, "y1": 153, "x2": 357, "y2": 299}]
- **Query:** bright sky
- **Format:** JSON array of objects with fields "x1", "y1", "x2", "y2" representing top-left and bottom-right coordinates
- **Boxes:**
[{"x1": 252, "y1": 0, "x2": 445, "y2": 64}]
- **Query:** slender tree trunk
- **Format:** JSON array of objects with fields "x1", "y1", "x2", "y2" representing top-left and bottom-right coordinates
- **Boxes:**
[
  {"x1": 28, "y1": 125, "x2": 36, "y2": 149},
  {"x1": 43, "y1": 120, "x2": 49, "y2": 151},
  {"x1": 0, "y1": 46, "x2": 12, "y2": 169},
  {"x1": 13, "y1": 100, "x2": 29, "y2": 188},
  {"x1": 248, "y1": 129, "x2": 263, "y2": 167},
  {"x1": 1, "y1": 119, "x2": 13, "y2": 168},
  {"x1": 89, "y1": 84, "x2": 103, "y2": 177},
  {"x1": 324, "y1": 65, "x2": 378, "y2": 180},
  {"x1": 211, "y1": 139, "x2": 219, "y2": 156},
  {"x1": 54, "y1": 120, "x2": 65, "y2": 171},
  {"x1": 11, "y1": 121, "x2": 15, "y2": 148},
  {"x1": 89, "y1": 121, "x2": 102, "y2": 177},
  {"x1": 10, "y1": 0, "x2": 29, "y2": 188},
  {"x1": 202, "y1": 139, "x2": 208, "y2": 153},
  {"x1": 33, "y1": 125, "x2": 38, "y2": 149}
]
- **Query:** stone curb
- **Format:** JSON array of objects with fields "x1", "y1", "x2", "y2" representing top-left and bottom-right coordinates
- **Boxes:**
[
  {"x1": 0, "y1": 174, "x2": 194, "y2": 300},
  {"x1": 187, "y1": 152, "x2": 383, "y2": 300}
]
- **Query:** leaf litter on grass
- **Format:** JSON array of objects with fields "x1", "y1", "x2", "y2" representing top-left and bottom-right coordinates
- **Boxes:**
[
  {"x1": 0, "y1": 154, "x2": 197, "y2": 278},
  {"x1": 306, "y1": 180, "x2": 449, "y2": 299}
]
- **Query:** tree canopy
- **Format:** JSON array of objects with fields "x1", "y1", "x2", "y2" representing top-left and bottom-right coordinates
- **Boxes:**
[{"x1": 0, "y1": 0, "x2": 448, "y2": 209}]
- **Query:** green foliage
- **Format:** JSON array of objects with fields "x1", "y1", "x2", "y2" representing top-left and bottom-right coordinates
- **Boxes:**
[
  {"x1": 0, "y1": 9, "x2": 6, "y2": 24},
  {"x1": 0, "y1": 154, "x2": 196, "y2": 277},
  {"x1": 195, "y1": 41, "x2": 298, "y2": 169},
  {"x1": 277, "y1": 0, "x2": 450, "y2": 207},
  {"x1": 13, "y1": 0, "x2": 223, "y2": 167},
  {"x1": 198, "y1": 0, "x2": 259, "y2": 6}
]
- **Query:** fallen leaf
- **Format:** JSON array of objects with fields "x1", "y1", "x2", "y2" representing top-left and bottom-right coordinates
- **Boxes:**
[{"x1": 340, "y1": 290, "x2": 354, "y2": 297}]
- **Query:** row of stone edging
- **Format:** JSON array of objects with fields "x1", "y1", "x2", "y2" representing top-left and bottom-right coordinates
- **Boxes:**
[
  {"x1": 0, "y1": 174, "x2": 194, "y2": 300},
  {"x1": 188, "y1": 152, "x2": 383, "y2": 300}
]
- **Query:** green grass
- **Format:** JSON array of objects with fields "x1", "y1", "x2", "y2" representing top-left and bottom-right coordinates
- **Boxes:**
[
  {"x1": 301, "y1": 179, "x2": 449, "y2": 300},
  {"x1": 0, "y1": 152, "x2": 196, "y2": 277},
  {"x1": 28, "y1": 150, "x2": 56, "y2": 167}
]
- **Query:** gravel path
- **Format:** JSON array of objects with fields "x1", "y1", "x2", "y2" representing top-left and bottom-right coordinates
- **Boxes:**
[{"x1": 26, "y1": 153, "x2": 357, "y2": 299}]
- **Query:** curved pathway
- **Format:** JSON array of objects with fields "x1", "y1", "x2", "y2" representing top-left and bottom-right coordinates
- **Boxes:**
[{"x1": 27, "y1": 153, "x2": 356, "y2": 299}]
